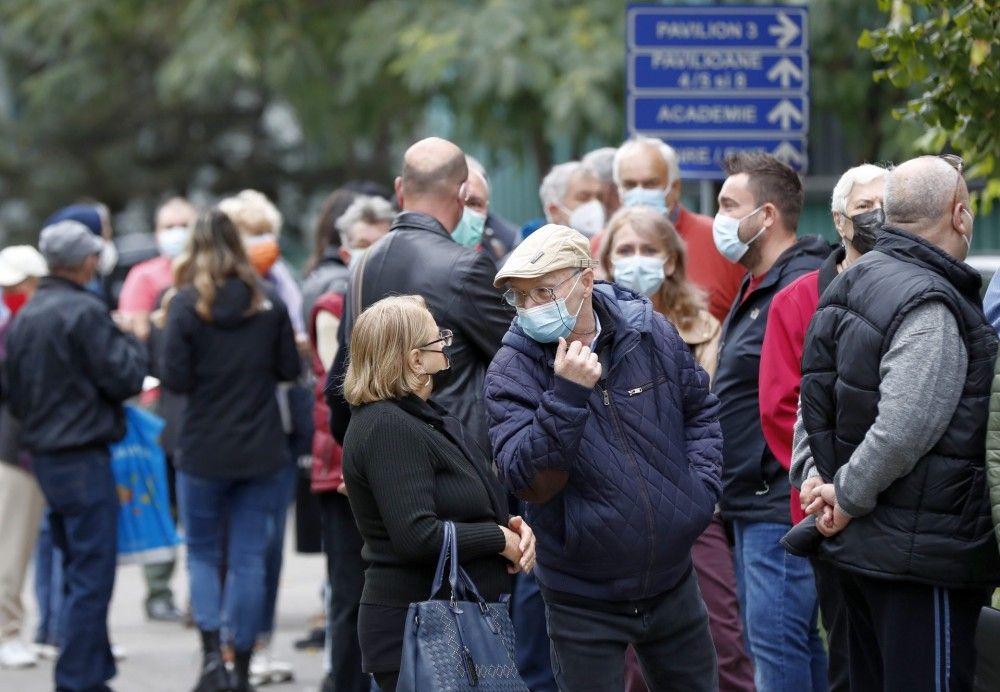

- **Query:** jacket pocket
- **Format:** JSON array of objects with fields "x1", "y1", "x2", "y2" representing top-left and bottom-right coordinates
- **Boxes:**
[
  {"x1": 957, "y1": 465, "x2": 987, "y2": 540},
  {"x1": 625, "y1": 375, "x2": 667, "y2": 397}
]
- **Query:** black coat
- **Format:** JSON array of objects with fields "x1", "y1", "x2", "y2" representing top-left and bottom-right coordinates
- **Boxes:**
[
  {"x1": 338, "y1": 211, "x2": 514, "y2": 452},
  {"x1": 161, "y1": 278, "x2": 301, "y2": 479},
  {"x1": 801, "y1": 226, "x2": 1000, "y2": 587},
  {"x1": 5, "y1": 276, "x2": 147, "y2": 453},
  {"x1": 342, "y1": 395, "x2": 510, "y2": 608},
  {"x1": 714, "y1": 235, "x2": 831, "y2": 524}
]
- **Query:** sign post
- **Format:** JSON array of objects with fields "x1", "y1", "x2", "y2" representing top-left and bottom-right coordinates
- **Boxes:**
[{"x1": 626, "y1": 4, "x2": 810, "y2": 181}]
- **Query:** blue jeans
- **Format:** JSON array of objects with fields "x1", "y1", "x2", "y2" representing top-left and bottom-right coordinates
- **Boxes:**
[
  {"x1": 258, "y1": 457, "x2": 297, "y2": 640},
  {"x1": 178, "y1": 469, "x2": 281, "y2": 651},
  {"x1": 33, "y1": 447, "x2": 118, "y2": 692},
  {"x1": 510, "y1": 570, "x2": 558, "y2": 692},
  {"x1": 731, "y1": 520, "x2": 827, "y2": 692},
  {"x1": 34, "y1": 511, "x2": 65, "y2": 647}
]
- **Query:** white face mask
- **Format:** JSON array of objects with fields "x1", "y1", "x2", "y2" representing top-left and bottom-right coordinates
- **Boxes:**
[
  {"x1": 712, "y1": 206, "x2": 765, "y2": 263},
  {"x1": 564, "y1": 199, "x2": 606, "y2": 238},
  {"x1": 157, "y1": 226, "x2": 191, "y2": 259},
  {"x1": 97, "y1": 239, "x2": 118, "y2": 275}
]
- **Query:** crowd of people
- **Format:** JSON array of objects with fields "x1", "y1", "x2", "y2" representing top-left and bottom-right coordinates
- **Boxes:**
[{"x1": 0, "y1": 131, "x2": 997, "y2": 692}]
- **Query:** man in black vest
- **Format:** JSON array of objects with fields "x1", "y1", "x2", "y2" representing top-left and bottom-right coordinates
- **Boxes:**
[{"x1": 795, "y1": 155, "x2": 1000, "y2": 691}]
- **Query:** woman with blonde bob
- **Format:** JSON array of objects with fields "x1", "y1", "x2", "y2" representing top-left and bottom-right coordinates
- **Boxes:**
[
  {"x1": 600, "y1": 206, "x2": 754, "y2": 691},
  {"x1": 161, "y1": 209, "x2": 300, "y2": 692},
  {"x1": 341, "y1": 295, "x2": 535, "y2": 692}
]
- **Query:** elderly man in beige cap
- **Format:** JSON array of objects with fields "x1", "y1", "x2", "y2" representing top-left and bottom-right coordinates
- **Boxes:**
[
  {"x1": 485, "y1": 224, "x2": 724, "y2": 691},
  {"x1": 0, "y1": 245, "x2": 47, "y2": 669}
]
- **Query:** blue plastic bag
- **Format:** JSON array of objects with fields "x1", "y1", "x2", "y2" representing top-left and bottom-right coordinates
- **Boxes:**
[{"x1": 110, "y1": 404, "x2": 179, "y2": 565}]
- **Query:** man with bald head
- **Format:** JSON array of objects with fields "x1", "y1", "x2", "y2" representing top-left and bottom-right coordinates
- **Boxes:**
[
  {"x1": 793, "y1": 155, "x2": 999, "y2": 690},
  {"x1": 337, "y1": 136, "x2": 513, "y2": 452}
]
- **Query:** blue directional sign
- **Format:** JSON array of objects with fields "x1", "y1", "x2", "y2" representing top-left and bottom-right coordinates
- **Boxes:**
[{"x1": 626, "y1": 4, "x2": 810, "y2": 179}]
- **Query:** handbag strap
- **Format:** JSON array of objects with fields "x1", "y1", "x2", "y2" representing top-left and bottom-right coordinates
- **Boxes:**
[{"x1": 429, "y1": 520, "x2": 489, "y2": 605}]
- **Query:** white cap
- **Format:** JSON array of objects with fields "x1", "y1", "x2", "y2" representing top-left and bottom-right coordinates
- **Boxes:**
[{"x1": 0, "y1": 246, "x2": 48, "y2": 287}]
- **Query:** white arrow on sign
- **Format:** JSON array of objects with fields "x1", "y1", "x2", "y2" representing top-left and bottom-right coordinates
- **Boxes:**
[
  {"x1": 767, "y1": 99, "x2": 803, "y2": 130},
  {"x1": 766, "y1": 57, "x2": 804, "y2": 88},
  {"x1": 768, "y1": 11, "x2": 800, "y2": 48},
  {"x1": 772, "y1": 141, "x2": 804, "y2": 166}
]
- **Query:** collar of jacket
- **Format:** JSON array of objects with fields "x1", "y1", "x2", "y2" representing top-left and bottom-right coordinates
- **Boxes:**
[
  {"x1": 736, "y1": 234, "x2": 831, "y2": 301},
  {"x1": 817, "y1": 243, "x2": 847, "y2": 295},
  {"x1": 390, "y1": 211, "x2": 452, "y2": 240},
  {"x1": 38, "y1": 275, "x2": 87, "y2": 293},
  {"x1": 875, "y1": 225, "x2": 982, "y2": 303},
  {"x1": 502, "y1": 281, "x2": 649, "y2": 370}
]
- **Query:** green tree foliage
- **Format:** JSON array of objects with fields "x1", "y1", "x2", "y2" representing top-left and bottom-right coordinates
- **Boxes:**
[{"x1": 859, "y1": 0, "x2": 1000, "y2": 204}]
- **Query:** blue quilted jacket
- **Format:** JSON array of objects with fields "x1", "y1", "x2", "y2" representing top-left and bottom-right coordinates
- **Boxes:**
[{"x1": 485, "y1": 283, "x2": 723, "y2": 601}]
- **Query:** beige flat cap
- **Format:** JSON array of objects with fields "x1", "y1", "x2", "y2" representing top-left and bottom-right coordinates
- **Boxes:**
[{"x1": 494, "y1": 224, "x2": 598, "y2": 288}]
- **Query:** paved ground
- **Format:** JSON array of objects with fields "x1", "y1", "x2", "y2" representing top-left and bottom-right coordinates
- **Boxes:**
[{"x1": 4, "y1": 525, "x2": 330, "y2": 692}]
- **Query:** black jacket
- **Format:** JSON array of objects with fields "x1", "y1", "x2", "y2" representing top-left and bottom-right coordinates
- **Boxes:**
[
  {"x1": 801, "y1": 226, "x2": 1000, "y2": 587},
  {"x1": 342, "y1": 395, "x2": 510, "y2": 608},
  {"x1": 5, "y1": 276, "x2": 147, "y2": 453},
  {"x1": 338, "y1": 211, "x2": 514, "y2": 452},
  {"x1": 715, "y1": 235, "x2": 830, "y2": 524},
  {"x1": 161, "y1": 278, "x2": 301, "y2": 479}
]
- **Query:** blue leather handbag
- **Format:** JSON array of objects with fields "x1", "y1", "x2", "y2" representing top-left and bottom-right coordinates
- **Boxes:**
[{"x1": 397, "y1": 521, "x2": 528, "y2": 691}]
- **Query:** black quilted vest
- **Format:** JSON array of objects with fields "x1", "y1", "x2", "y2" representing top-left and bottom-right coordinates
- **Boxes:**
[{"x1": 800, "y1": 226, "x2": 1000, "y2": 588}]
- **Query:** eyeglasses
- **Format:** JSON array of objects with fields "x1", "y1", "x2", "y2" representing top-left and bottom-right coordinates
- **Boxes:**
[
  {"x1": 940, "y1": 154, "x2": 968, "y2": 217},
  {"x1": 418, "y1": 329, "x2": 453, "y2": 350},
  {"x1": 502, "y1": 270, "x2": 581, "y2": 308}
]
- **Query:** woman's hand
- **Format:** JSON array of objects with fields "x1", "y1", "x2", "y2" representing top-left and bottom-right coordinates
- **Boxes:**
[
  {"x1": 499, "y1": 526, "x2": 523, "y2": 571},
  {"x1": 508, "y1": 516, "x2": 536, "y2": 574}
]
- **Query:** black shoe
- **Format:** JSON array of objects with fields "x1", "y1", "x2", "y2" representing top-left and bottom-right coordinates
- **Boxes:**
[
  {"x1": 293, "y1": 627, "x2": 325, "y2": 651},
  {"x1": 231, "y1": 649, "x2": 256, "y2": 692},
  {"x1": 147, "y1": 598, "x2": 183, "y2": 623},
  {"x1": 193, "y1": 630, "x2": 231, "y2": 692}
]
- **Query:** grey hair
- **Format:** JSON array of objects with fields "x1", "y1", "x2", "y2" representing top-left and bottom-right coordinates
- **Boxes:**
[
  {"x1": 612, "y1": 135, "x2": 681, "y2": 188},
  {"x1": 884, "y1": 157, "x2": 958, "y2": 225},
  {"x1": 335, "y1": 195, "x2": 395, "y2": 247},
  {"x1": 465, "y1": 155, "x2": 490, "y2": 195},
  {"x1": 539, "y1": 162, "x2": 598, "y2": 219},
  {"x1": 582, "y1": 147, "x2": 617, "y2": 185},
  {"x1": 830, "y1": 164, "x2": 887, "y2": 214}
]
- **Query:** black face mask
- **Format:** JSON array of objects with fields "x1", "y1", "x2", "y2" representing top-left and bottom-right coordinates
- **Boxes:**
[{"x1": 847, "y1": 207, "x2": 885, "y2": 255}]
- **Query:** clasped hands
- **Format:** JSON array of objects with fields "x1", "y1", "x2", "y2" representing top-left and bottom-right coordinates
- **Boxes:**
[
  {"x1": 500, "y1": 515, "x2": 537, "y2": 575},
  {"x1": 800, "y1": 476, "x2": 851, "y2": 537}
]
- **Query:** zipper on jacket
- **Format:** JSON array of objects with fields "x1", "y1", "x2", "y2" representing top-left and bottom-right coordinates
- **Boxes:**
[
  {"x1": 600, "y1": 382, "x2": 656, "y2": 596},
  {"x1": 626, "y1": 376, "x2": 667, "y2": 396}
]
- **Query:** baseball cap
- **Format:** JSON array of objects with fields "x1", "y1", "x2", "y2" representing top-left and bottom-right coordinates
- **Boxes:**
[
  {"x1": 0, "y1": 246, "x2": 48, "y2": 287},
  {"x1": 39, "y1": 220, "x2": 105, "y2": 269},
  {"x1": 493, "y1": 224, "x2": 598, "y2": 288}
]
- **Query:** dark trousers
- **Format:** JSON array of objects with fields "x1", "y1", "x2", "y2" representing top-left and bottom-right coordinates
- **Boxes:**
[
  {"x1": 33, "y1": 448, "x2": 118, "y2": 692},
  {"x1": 318, "y1": 492, "x2": 369, "y2": 692},
  {"x1": 511, "y1": 570, "x2": 558, "y2": 692},
  {"x1": 837, "y1": 568, "x2": 990, "y2": 692},
  {"x1": 812, "y1": 558, "x2": 850, "y2": 692},
  {"x1": 543, "y1": 568, "x2": 717, "y2": 692}
]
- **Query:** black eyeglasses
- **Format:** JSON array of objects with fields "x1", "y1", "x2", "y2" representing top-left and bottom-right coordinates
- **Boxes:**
[
  {"x1": 418, "y1": 329, "x2": 453, "y2": 351},
  {"x1": 502, "y1": 270, "x2": 581, "y2": 308}
]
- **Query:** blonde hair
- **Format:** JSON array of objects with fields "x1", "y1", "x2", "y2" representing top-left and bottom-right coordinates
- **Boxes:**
[
  {"x1": 599, "y1": 206, "x2": 706, "y2": 331},
  {"x1": 343, "y1": 295, "x2": 436, "y2": 406},
  {"x1": 217, "y1": 189, "x2": 283, "y2": 237},
  {"x1": 168, "y1": 209, "x2": 265, "y2": 321}
]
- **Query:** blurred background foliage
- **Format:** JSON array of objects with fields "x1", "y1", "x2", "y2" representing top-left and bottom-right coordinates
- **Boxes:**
[{"x1": 0, "y1": 0, "x2": 996, "y2": 246}]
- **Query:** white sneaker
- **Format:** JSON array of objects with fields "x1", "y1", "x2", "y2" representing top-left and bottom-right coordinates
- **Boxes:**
[
  {"x1": 31, "y1": 643, "x2": 58, "y2": 660},
  {"x1": 0, "y1": 639, "x2": 38, "y2": 668},
  {"x1": 249, "y1": 646, "x2": 294, "y2": 686}
]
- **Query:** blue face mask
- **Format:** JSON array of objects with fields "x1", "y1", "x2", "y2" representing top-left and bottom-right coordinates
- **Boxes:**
[
  {"x1": 622, "y1": 187, "x2": 667, "y2": 215},
  {"x1": 452, "y1": 207, "x2": 487, "y2": 248},
  {"x1": 516, "y1": 274, "x2": 584, "y2": 343},
  {"x1": 613, "y1": 255, "x2": 666, "y2": 296}
]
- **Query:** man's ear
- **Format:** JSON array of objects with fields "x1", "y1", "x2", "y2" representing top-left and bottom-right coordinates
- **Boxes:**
[
  {"x1": 394, "y1": 176, "x2": 404, "y2": 209},
  {"x1": 339, "y1": 246, "x2": 352, "y2": 265}
]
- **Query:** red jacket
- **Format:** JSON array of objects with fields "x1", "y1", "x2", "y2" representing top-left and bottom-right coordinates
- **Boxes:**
[
  {"x1": 309, "y1": 292, "x2": 344, "y2": 494},
  {"x1": 759, "y1": 269, "x2": 821, "y2": 523}
]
